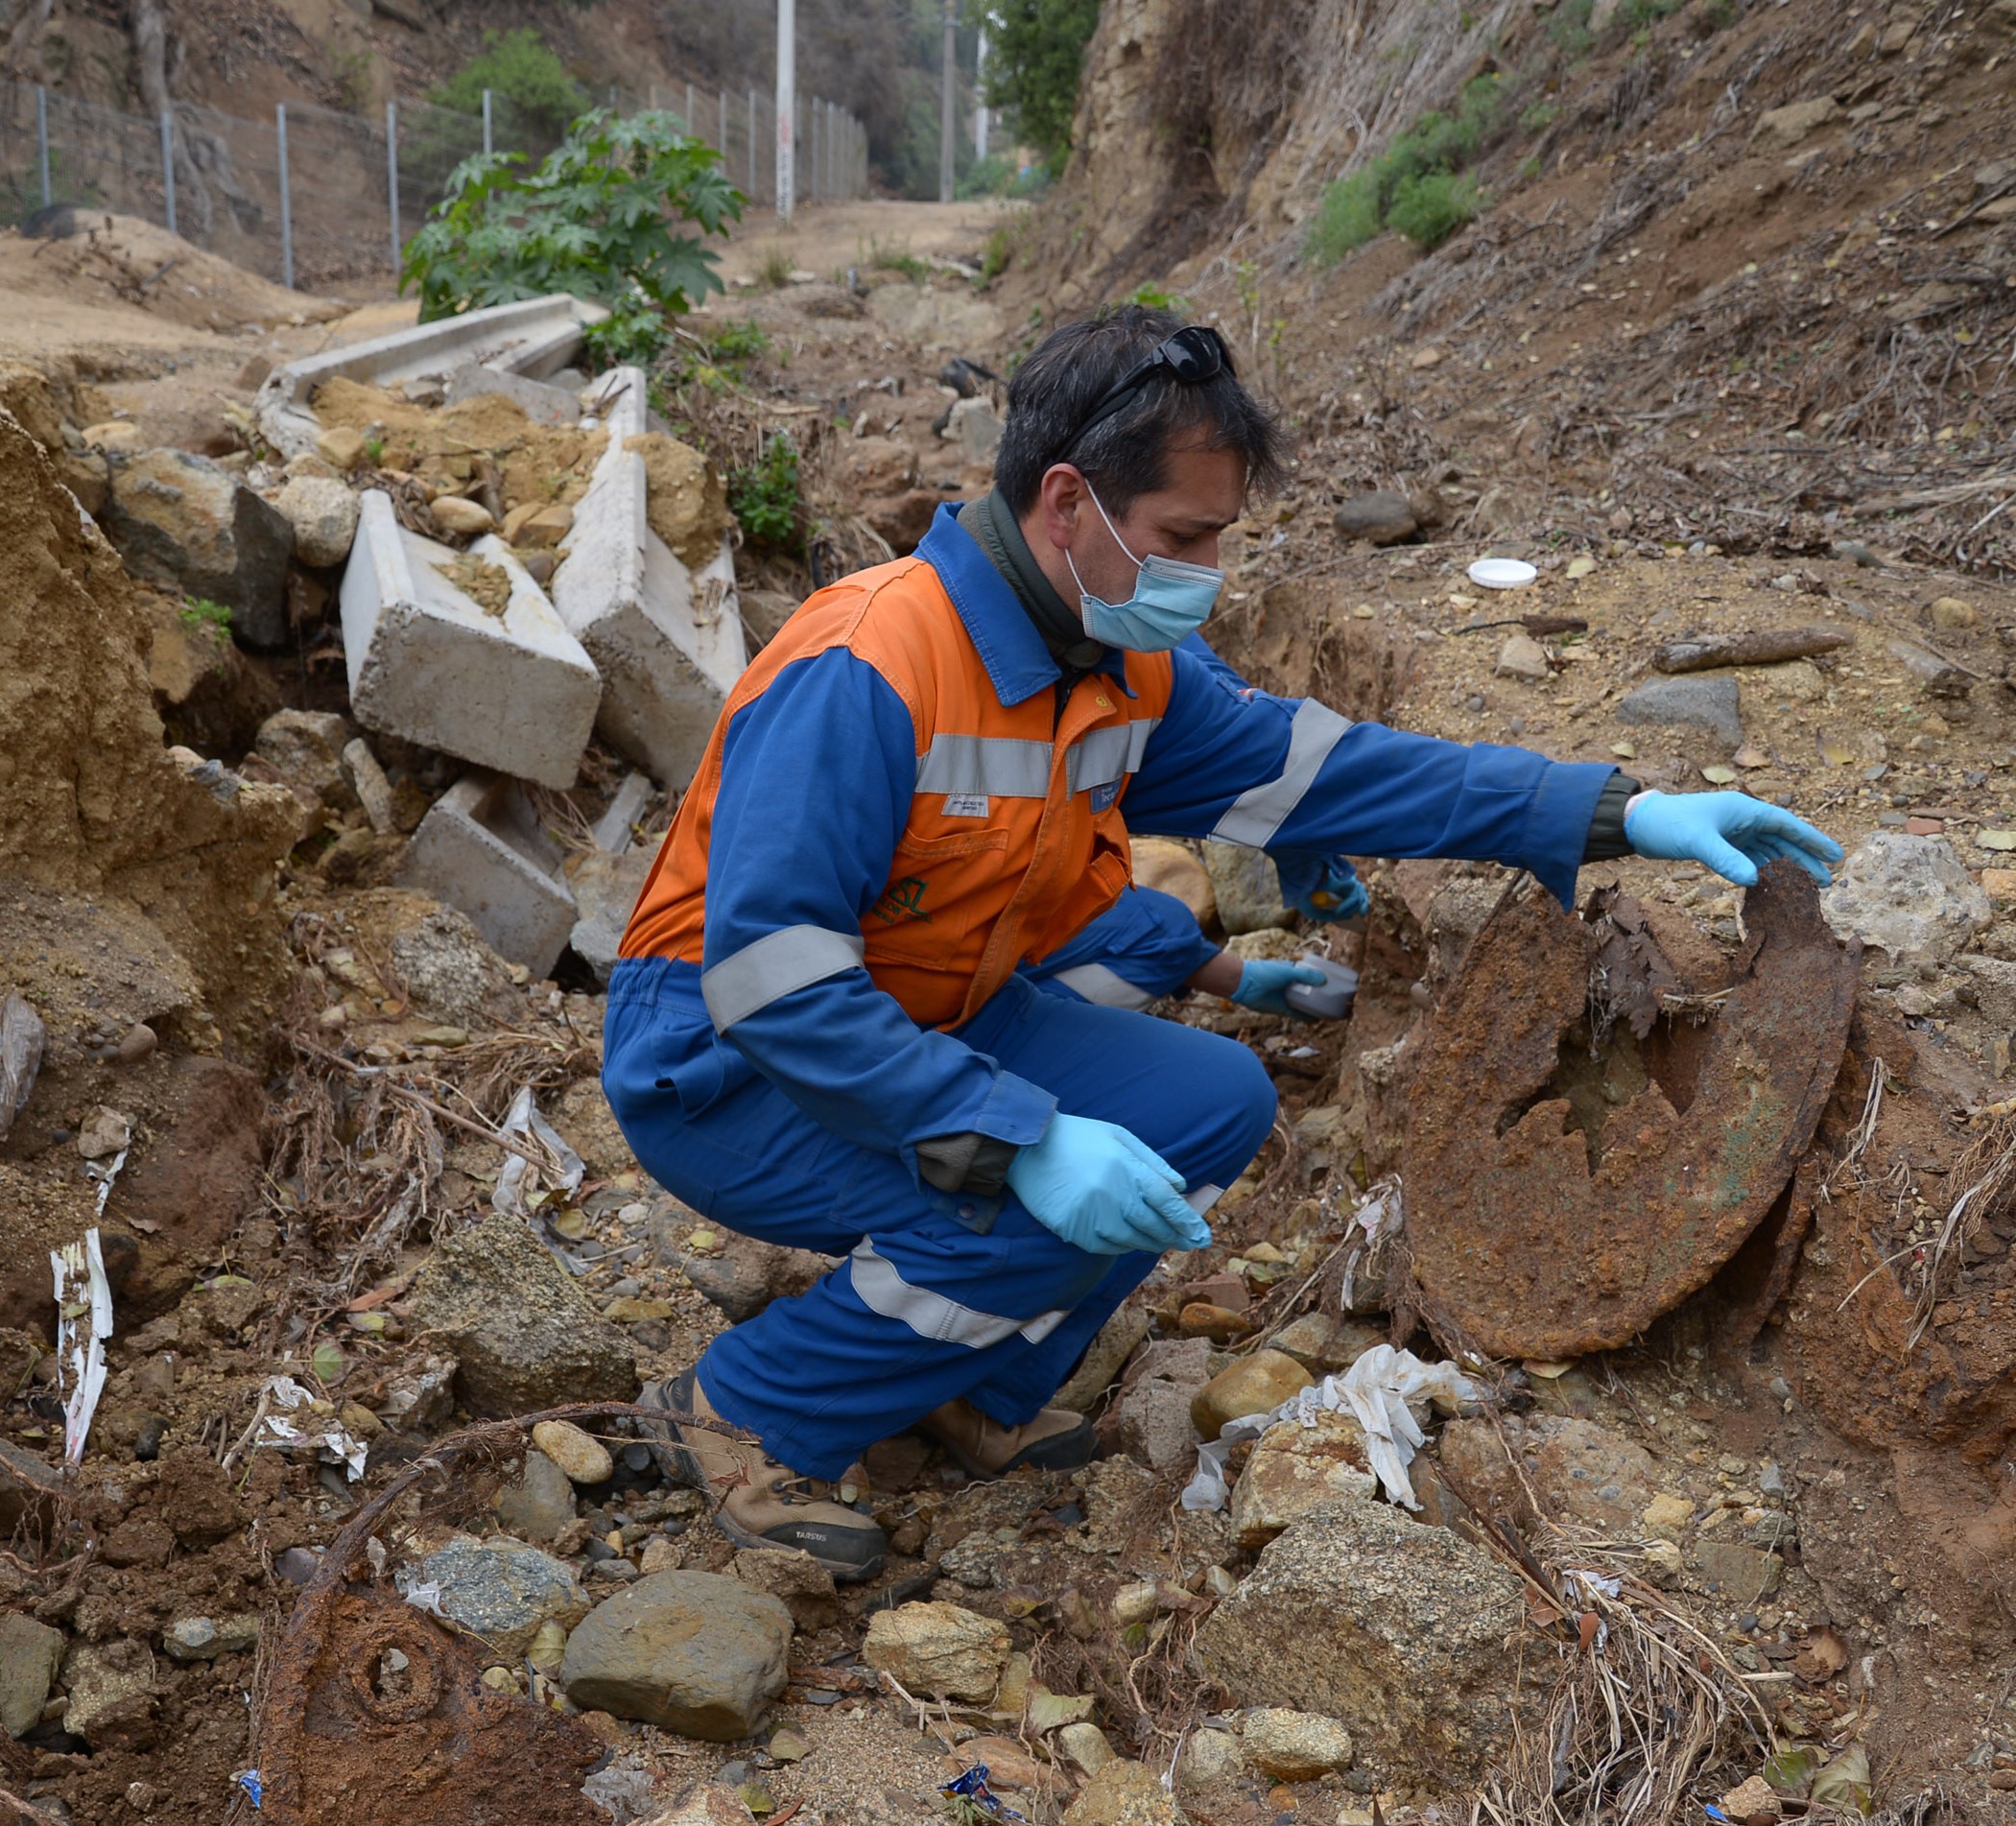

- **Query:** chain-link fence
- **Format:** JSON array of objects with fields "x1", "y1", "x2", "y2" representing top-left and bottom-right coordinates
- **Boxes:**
[{"x1": 0, "y1": 73, "x2": 866, "y2": 294}]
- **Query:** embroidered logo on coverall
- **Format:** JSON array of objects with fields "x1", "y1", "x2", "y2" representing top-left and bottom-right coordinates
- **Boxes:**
[{"x1": 871, "y1": 876, "x2": 933, "y2": 924}]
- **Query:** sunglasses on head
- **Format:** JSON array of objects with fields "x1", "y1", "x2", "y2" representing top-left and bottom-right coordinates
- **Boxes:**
[{"x1": 1061, "y1": 324, "x2": 1236, "y2": 456}]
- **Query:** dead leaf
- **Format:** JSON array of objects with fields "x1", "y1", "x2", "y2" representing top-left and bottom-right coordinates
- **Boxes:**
[
  {"x1": 1577, "y1": 1611, "x2": 1601, "y2": 1653},
  {"x1": 1795, "y1": 1626, "x2": 1849, "y2": 1681},
  {"x1": 1734, "y1": 744, "x2": 1769, "y2": 770}
]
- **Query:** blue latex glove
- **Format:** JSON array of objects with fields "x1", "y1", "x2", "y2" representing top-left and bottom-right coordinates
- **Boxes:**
[
  {"x1": 1005, "y1": 1113, "x2": 1210, "y2": 1255},
  {"x1": 1230, "y1": 960, "x2": 1330, "y2": 1015},
  {"x1": 1623, "y1": 791, "x2": 1843, "y2": 887},
  {"x1": 1275, "y1": 855, "x2": 1369, "y2": 923}
]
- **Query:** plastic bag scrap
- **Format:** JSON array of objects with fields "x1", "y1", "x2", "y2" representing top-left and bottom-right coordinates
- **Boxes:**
[
  {"x1": 492, "y1": 1086, "x2": 590, "y2": 1270},
  {"x1": 1562, "y1": 1568, "x2": 1622, "y2": 1649},
  {"x1": 1182, "y1": 1342, "x2": 1479, "y2": 1513},
  {"x1": 396, "y1": 1574, "x2": 446, "y2": 1617},
  {"x1": 940, "y1": 1766, "x2": 1024, "y2": 1822},
  {"x1": 235, "y1": 1768, "x2": 263, "y2": 1809},
  {"x1": 1340, "y1": 1176, "x2": 1404, "y2": 1313},
  {"x1": 50, "y1": 1228, "x2": 112, "y2": 1466},
  {"x1": 253, "y1": 1375, "x2": 368, "y2": 1481}
]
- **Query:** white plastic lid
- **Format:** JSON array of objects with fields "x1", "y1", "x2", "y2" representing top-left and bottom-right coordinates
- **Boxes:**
[{"x1": 1468, "y1": 557, "x2": 1538, "y2": 590}]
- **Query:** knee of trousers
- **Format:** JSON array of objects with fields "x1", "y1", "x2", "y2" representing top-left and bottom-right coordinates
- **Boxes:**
[{"x1": 1172, "y1": 1032, "x2": 1278, "y2": 1184}]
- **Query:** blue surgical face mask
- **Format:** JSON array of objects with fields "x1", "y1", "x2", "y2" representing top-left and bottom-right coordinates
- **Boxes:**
[{"x1": 1065, "y1": 485, "x2": 1223, "y2": 652}]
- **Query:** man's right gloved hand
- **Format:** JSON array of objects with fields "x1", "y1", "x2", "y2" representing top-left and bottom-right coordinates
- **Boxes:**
[{"x1": 1005, "y1": 1113, "x2": 1210, "y2": 1255}]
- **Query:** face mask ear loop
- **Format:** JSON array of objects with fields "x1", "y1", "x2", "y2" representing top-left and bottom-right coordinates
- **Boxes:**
[{"x1": 1083, "y1": 482, "x2": 1145, "y2": 569}]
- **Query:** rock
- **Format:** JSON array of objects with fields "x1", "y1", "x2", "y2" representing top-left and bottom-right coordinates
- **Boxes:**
[
  {"x1": 59, "y1": 1638, "x2": 158, "y2": 1748},
  {"x1": 839, "y1": 437, "x2": 920, "y2": 497},
  {"x1": 1757, "y1": 97, "x2": 1841, "y2": 145},
  {"x1": 1721, "y1": 1775, "x2": 1781, "y2": 1820},
  {"x1": 405, "y1": 1214, "x2": 638, "y2": 1416},
  {"x1": 664, "y1": 1223, "x2": 835, "y2": 1324},
  {"x1": 161, "y1": 1613, "x2": 260, "y2": 1660},
  {"x1": 1496, "y1": 632, "x2": 1550, "y2": 681},
  {"x1": 1691, "y1": 1542, "x2": 1783, "y2": 1601},
  {"x1": 567, "y1": 844, "x2": 655, "y2": 986},
  {"x1": 1266, "y1": 1313, "x2": 1384, "y2": 1375},
  {"x1": 1616, "y1": 674, "x2": 1744, "y2": 747},
  {"x1": 1641, "y1": 1491, "x2": 1696, "y2": 1537},
  {"x1": 1064, "y1": 1757, "x2": 1183, "y2": 1825},
  {"x1": 0, "y1": 1612, "x2": 63, "y2": 1736},
  {"x1": 254, "y1": 707, "x2": 358, "y2": 808},
  {"x1": 862, "y1": 486, "x2": 941, "y2": 555},
  {"x1": 560, "y1": 1569, "x2": 794, "y2": 1740},
  {"x1": 1176, "y1": 1726, "x2": 1245, "y2": 1787},
  {"x1": 1589, "y1": 0, "x2": 1624, "y2": 29},
  {"x1": 1242, "y1": 1707, "x2": 1354, "y2": 1779},
  {"x1": 740, "y1": 587, "x2": 799, "y2": 652},
  {"x1": 636, "y1": 1784, "x2": 756, "y2": 1826},
  {"x1": 1229, "y1": 1411, "x2": 1377, "y2": 1549},
  {"x1": 494, "y1": 1448, "x2": 577, "y2": 1541},
  {"x1": 1196, "y1": 1500, "x2": 1529, "y2": 1788},
  {"x1": 82, "y1": 419, "x2": 143, "y2": 453},
  {"x1": 1060, "y1": 1721, "x2": 1117, "y2": 1775},
  {"x1": 430, "y1": 495, "x2": 496, "y2": 535},
  {"x1": 1055, "y1": 1303, "x2": 1151, "y2": 1412},
  {"x1": 316, "y1": 425, "x2": 369, "y2": 470},
  {"x1": 1200, "y1": 842, "x2": 1292, "y2": 936},
  {"x1": 862, "y1": 1601, "x2": 1009, "y2": 1702},
  {"x1": 1131, "y1": 837, "x2": 1215, "y2": 925},
  {"x1": 342, "y1": 738, "x2": 396, "y2": 835},
  {"x1": 1821, "y1": 832, "x2": 1989, "y2": 962},
  {"x1": 101, "y1": 448, "x2": 295, "y2": 649},
  {"x1": 1333, "y1": 491, "x2": 1416, "y2": 546},
  {"x1": 1931, "y1": 596, "x2": 1978, "y2": 630},
  {"x1": 1191, "y1": 1350, "x2": 1313, "y2": 1442},
  {"x1": 948, "y1": 1735, "x2": 1057, "y2": 1793},
  {"x1": 1529, "y1": 1416, "x2": 1658, "y2": 1534},
  {"x1": 379, "y1": 896, "x2": 521, "y2": 1030},
  {"x1": 731, "y1": 1546, "x2": 842, "y2": 1631},
  {"x1": 115, "y1": 1022, "x2": 157, "y2": 1065},
  {"x1": 1642, "y1": 1538, "x2": 1684, "y2": 1588},
  {"x1": 533, "y1": 1418, "x2": 615, "y2": 1485},
  {"x1": 1115, "y1": 1377, "x2": 1203, "y2": 1475},
  {"x1": 76, "y1": 1104, "x2": 131, "y2": 1159},
  {"x1": 416, "y1": 1532, "x2": 589, "y2": 1659},
  {"x1": 947, "y1": 396, "x2": 1004, "y2": 464},
  {"x1": 274, "y1": 474, "x2": 360, "y2": 566}
]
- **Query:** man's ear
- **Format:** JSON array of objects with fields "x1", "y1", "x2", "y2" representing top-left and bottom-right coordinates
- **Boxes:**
[{"x1": 1036, "y1": 463, "x2": 1086, "y2": 555}]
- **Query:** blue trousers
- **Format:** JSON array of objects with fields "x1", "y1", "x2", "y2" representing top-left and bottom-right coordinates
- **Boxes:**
[{"x1": 603, "y1": 971, "x2": 1276, "y2": 1480}]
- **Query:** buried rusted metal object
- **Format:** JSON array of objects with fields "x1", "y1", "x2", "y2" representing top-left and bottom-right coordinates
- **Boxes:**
[{"x1": 1403, "y1": 861, "x2": 1859, "y2": 1361}]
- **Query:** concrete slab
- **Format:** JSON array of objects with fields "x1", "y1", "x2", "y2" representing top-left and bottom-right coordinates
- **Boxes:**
[
  {"x1": 255, "y1": 295, "x2": 608, "y2": 460},
  {"x1": 339, "y1": 491, "x2": 601, "y2": 789},
  {"x1": 566, "y1": 845, "x2": 654, "y2": 985},
  {"x1": 551, "y1": 367, "x2": 746, "y2": 788},
  {"x1": 591, "y1": 771, "x2": 653, "y2": 853},
  {"x1": 401, "y1": 772, "x2": 578, "y2": 977}
]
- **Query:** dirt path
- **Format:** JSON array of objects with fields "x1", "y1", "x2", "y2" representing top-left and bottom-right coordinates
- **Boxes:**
[{"x1": 718, "y1": 197, "x2": 1019, "y2": 284}]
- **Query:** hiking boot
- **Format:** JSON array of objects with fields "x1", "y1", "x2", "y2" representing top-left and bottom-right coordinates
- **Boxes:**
[
  {"x1": 640, "y1": 1366, "x2": 886, "y2": 1581},
  {"x1": 914, "y1": 1398, "x2": 1098, "y2": 1477}
]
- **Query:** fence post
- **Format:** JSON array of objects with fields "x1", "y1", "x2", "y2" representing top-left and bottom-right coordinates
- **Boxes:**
[
  {"x1": 160, "y1": 109, "x2": 176, "y2": 237},
  {"x1": 748, "y1": 87, "x2": 758, "y2": 201},
  {"x1": 36, "y1": 85, "x2": 50, "y2": 208},
  {"x1": 720, "y1": 89, "x2": 729, "y2": 177},
  {"x1": 686, "y1": 81, "x2": 695, "y2": 134},
  {"x1": 775, "y1": 0, "x2": 795, "y2": 220},
  {"x1": 482, "y1": 87, "x2": 492, "y2": 156},
  {"x1": 386, "y1": 100, "x2": 401, "y2": 273},
  {"x1": 276, "y1": 103, "x2": 294, "y2": 290}
]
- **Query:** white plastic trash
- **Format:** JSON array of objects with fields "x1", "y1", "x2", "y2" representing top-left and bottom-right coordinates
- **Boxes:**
[{"x1": 1468, "y1": 557, "x2": 1537, "y2": 590}]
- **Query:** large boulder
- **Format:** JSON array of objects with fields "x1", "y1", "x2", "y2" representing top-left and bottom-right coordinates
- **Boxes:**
[
  {"x1": 102, "y1": 448, "x2": 294, "y2": 649},
  {"x1": 1200, "y1": 842, "x2": 1292, "y2": 935},
  {"x1": 559, "y1": 1569, "x2": 793, "y2": 1739},
  {"x1": 406, "y1": 1214, "x2": 638, "y2": 1416},
  {"x1": 1196, "y1": 1500, "x2": 1529, "y2": 1788}
]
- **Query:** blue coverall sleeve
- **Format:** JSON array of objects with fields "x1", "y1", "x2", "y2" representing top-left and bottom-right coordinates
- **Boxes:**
[
  {"x1": 1125, "y1": 646, "x2": 1616, "y2": 909},
  {"x1": 700, "y1": 648, "x2": 1056, "y2": 1177},
  {"x1": 1027, "y1": 885, "x2": 1219, "y2": 1001}
]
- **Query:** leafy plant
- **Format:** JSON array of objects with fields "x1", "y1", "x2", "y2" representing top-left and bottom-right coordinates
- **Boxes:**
[
  {"x1": 365, "y1": 435, "x2": 385, "y2": 466},
  {"x1": 178, "y1": 597, "x2": 232, "y2": 635},
  {"x1": 964, "y1": 0, "x2": 1102, "y2": 170},
  {"x1": 1387, "y1": 170, "x2": 1486, "y2": 249},
  {"x1": 427, "y1": 28, "x2": 589, "y2": 145},
  {"x1": 728, "y1": 433, "x2": 803, "y2": 554},
  {"x1": 400, "y1": 109, "x2": 743, "y2": 326},
  {"x1": 707, "y1": 320, "x2": 771, "y2": 368},
  {"x1": 756, "y1": 245, "x2": 795, "y2": 290},
  {"x1": 864, "y1": 234, "x2": 929, "y2": 283},
  {"x1": 1121, "y1": 282, "x2": 1194, "y2": 315},
  {"x1": 979, "y1": 225, "x2": 1014, "y2": 285},
  {"x1": 581, "y1": 289, "x2": 672, "y2": 368},
  {"x1": 1306, "y1": 75, "x2": 1503, "y2": 264}
]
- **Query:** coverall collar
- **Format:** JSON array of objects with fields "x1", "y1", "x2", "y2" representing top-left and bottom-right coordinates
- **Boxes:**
[{"x1": 919, "y1": 501, "x2": 1133, "y2": 709}]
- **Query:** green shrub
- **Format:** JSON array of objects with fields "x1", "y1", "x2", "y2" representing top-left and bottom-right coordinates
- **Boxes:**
[
  {"x1": 964, "y1": 0, "x2": 1102, "y2": 170},
  {"x1": 1521, "y1": 99, "x2": 1558, "y2": 131},
  {"x1": 1120, "y1": 283, "x2": 1194, "y2": 315},
  {"x1": 864, "y1": 235, "x2": 929, "y2": 283},
  {"x1": 756, "y1": 246, "x2": 795, "y2": 291},
  {"x1": 428, "y1": 28, "x2": 588, "y2": 145},
  {"x1": 1387, "y1": 170, "x2": 1486, "y2": 249},
  {"x1": 707, "y1": 320, "x2": 771, "y2": 370},
  {"x1": 581, "y1": 290, "x2": 672, "y2": 368},
  {"x1": 729, "y1": 434, "x2": 802, "y2": 553},
  {"x1": 400, "y1": 109, "x2": 742, "y2": 326},
  {"x1": 178, "y1": 597, "x2": 231, "y2": 635},
  {"x1": 1307, "y1": 168, "x2": 1386, "y2": 263},
  {"x1": 1550, "y1": 0, "x2": 1596, "y2": 55}
]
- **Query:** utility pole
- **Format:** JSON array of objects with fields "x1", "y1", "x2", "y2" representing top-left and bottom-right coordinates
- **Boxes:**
[
  {"x1": 974, "y1": 25, "x2": 988, "y2": 162},
  {"x1": 775, "y1": 0, "x2": 795, "y2": 221},
  {"x1": 938, "y1": 0, "x2": 956, "y2": 203}
]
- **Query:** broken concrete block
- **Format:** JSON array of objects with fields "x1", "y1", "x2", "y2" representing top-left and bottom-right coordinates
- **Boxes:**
[
  {"x1": 340, "y1": 490, "x2": 600, "y2": 789},
  {"x1": 592, "y1": 771, "x2": 653, "y2": 852},
  {"x1": 400, "y1": 771, "x2": 578, "y2": 976},
  {"x1": 444, "y1": 362, "x2": 583, "y2": 425},
  {"x1": 567, "y1": 845, "x2": 654, "y2": 985},
  {"x1": 101, "y1": 448, "x2": 294, "y2": 649},
  {"x1": 552, "y1": 367, "x2": 746, "y2": 787}
]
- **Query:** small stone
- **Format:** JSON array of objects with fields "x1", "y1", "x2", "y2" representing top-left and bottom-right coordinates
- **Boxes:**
[
  {"x1": 1242, "y1": 1707, "x2": 1355, "y2": 1780},
  {"x1": 430, "y1": 496, "x2": 496, "y2": 535},
  {"x1": 415, "y1": 1533, "x2": 590, "y2": 1659},
  {"x1": 559, "y1": 1569, "x2": 794, "y2": 1740},
  {"x1": 1333, "y1": 490, "x2": 1417, "y2": 546},
  {"x1": 1201, "y1": 842, "x2": 1293, "y2": 935},
  {"x1": 1721, "y1": 1774, "x2": 1780, "y2": 1819},
  {"x1": 1229, "y1": 1411, "x2": 1377, "y2": 1549},
  {"x1": 1756, "y1": 97, "x2": 1841, "y2": 145},
  {"x1": 0, "y1": 1613, "x2": 65, "y2": 1736},
  {"x1": 532, "y1": 1419, "x2": 614, "y2": 1486},
  {"x1": 1641, "y1": 1539, "x2": 1684, "y2": 1588},
  {"x1": 947, "y1": 1735, "x2": 1055, "y2": 1793},
  {"x1": 1691, "y1": 1542, "x2": 1783, "y2": 1600},
  {"x1": 1930, "y1": 595, "x2": 1978, "y2": 630},
  {"x1": 1177, "y1": 1726, "x2": 1246, "y2": 1787},
  {"x1": 1190, "y1": 1350, "x2": 1314, "y2": 1442},
  {"x1": 1055, "y1": 1303, "x2": 1152, "y2": 1413},
  {"x1": 863, "y1": 1601, "x2": 1009, "y2": 1702},
  {"x1": 59, "y1": 1639, "x2": 158, "y2": 1748},
  {"x1": 162, "y1": 1614, "x2": 260, "y2": 1661},
  {"x1": 1642, "y1": 1493, "x2": 1696, "y2": 1537},
  {"x1": 82, "y1": 419, "x2": 143, "y2": 452},
  {"x1": 1495, "y1": 632, "x2": 1550, "y2": 681},
  {"x1": 1266, "y1": 1313, "x2": 1383, "y2": 1375},
  {"x1": 315, "y1": 425, "x2": 369, "y2": 471},
  {"x1": 115, "y1": 1024, "x2": 157, "y2": 1065},
  {"x1": 1758, "y1": 1462, "x2": 1786, "y2": 1497},
  {"x1": 1831, "y1": 539, "x2": 1880, "y2": 567},
  {"x1": 1064, "y1": 1758, "x2": 1182, "y2": 1825},
  {"x1": 769, "y1": 1725, "x2": 811, "y2": 1763},
  {"x1": 1565, "y1": 555, "x2": 1598, "y2": 580},
  {"x1": 1617, "y1": 674, "x2": 1744, "y2": 747},
  {"x1": 274, "y1": 474, "x2": 361, "y2": 567},
  {"x1": 527, "y1": 1619, "x2": 569, "y2": 1673},
  {"x1": 275, "y1": 1546, "x2": 320, "y2": 1584},
  {"x1": 1060, "y1": 1721, "x2": 1117, "y2": 1775},
  {"x1": 730, "y1": 1546, "x2": 842, "y2": 1631}
]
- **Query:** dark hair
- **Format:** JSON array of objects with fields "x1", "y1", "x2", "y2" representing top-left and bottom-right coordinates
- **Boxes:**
[{"x1": 993, "y1": 305, "x2": 1286, "y2": 516}]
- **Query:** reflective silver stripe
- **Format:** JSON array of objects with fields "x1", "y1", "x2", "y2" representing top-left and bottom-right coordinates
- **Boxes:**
[
  {"x1": 1211, "y1": 700, "x2": 1352, "y2": 846},
  {"x1": 1049, "y1": 963, "x2": 1154, "y2": 1009},
  {"x1": 700, "y1": 925, "x2": 866, "y2": 1031},
  {"x1": 848, "y1": 1242, "x2": 1072, "y2": 1349},
  {"x1": 914, "y1": 734, "x2": 1052, "y2": 799},
  {"x1": 1065, "y1": 718, "x2": 1162, "y2": 795},
  {"x1": 1185, "y1": 1183, "x2": 1225, "y2": 1214}
]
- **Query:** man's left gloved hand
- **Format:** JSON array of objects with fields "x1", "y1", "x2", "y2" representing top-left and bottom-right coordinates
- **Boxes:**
[
  {"x1": 1624, "y1": 791, "x2": 1843, "y2": 887},
  {"x1": 1275, "y1": 855, "x2": 1369, "y2": 922},
  {"x1": 1229, "y1": 960, "x2": 1329, "y2": 1014}
]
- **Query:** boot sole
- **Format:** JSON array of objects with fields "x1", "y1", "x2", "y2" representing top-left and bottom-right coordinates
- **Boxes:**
[{"x1": 640, "y1": 1372, "x2": 888, "y2": 1583}]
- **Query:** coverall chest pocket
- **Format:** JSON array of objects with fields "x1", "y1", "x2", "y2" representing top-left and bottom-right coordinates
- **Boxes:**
[{"x1": 866, "y1": 825, "x2": 1012, "y2": 963}]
